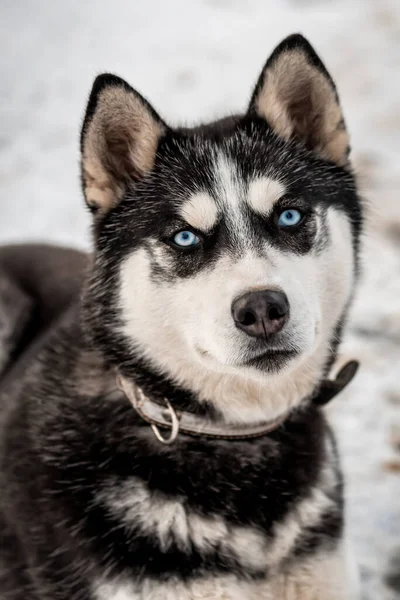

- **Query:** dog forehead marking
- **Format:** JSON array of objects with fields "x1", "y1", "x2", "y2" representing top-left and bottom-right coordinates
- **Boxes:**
[
  {"x1": 214, "y1": 151, "x2": 253, "y2": 245},
  {"x1": 247, "y1": 177, "x2": 286, "y2": 216},
  {"x1": 215, "y1": 152, "x2": 242, "y2": 213},
  {"x1": 179, "y1": 192, "x2": 219, "y2": 232}
]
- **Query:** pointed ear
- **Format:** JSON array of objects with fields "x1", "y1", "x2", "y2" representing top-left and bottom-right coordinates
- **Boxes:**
[
  {"x1": 80, "y1": 74, "x2": 166, "y2": 214},
  {"x1": 249, "y1": 34, "x2": 350, "y2": 167}
]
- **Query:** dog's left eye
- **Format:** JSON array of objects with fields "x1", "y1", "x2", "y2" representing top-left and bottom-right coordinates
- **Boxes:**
[
  {"x1": 278, "y1": 209, "x2": 303, "y2": 228},
  {"x1": 171, "y1": 230, "x2": 200, "y2": 248}
]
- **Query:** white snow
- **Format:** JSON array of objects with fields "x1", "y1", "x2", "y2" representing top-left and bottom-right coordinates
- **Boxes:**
[{"x1": 1, "y1": 1, "x2": 400, "y2": 598}]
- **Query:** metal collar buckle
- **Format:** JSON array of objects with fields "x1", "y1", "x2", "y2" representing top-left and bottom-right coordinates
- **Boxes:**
[{"x1": 150, "y1": 398, "x2": 180, "y2": 445}]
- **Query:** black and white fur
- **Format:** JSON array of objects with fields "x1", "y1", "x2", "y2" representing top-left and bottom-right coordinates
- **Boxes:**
[{"x1": 0, "y1": 34, "x2": 362, "y2": 599}]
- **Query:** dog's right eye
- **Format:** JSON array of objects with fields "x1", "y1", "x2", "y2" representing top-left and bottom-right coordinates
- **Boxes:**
[{"x1": 169, "y1": 230, "x2": 201, "y2": 249}]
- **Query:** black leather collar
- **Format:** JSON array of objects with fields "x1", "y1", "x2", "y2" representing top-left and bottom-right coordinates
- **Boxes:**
[{"x1": 117, "y1": 359, "x2": 359, "y2": 444}]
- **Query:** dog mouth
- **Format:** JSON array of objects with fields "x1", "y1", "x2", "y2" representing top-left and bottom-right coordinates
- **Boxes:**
[
  {"x1": 242, "y1": 348, "x2": 298, "y2": 371},
  {"x1": 195, "y1": 344, "x2": 299, "y2": 373}
]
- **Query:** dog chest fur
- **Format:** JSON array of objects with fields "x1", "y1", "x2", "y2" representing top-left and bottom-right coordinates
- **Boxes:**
[{"x1": 0, "y1": 335, "x2": 344, "y2": 585}]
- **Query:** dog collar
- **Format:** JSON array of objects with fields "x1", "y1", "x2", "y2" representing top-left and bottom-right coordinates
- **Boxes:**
[
  {"x1": 117, "y1": 360, "x2": 359, "y2": 445},
  {"x1": 312, "y1": 360, "x2": 359, "y2": 406}
]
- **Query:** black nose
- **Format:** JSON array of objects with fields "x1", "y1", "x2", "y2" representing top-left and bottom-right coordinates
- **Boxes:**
[{"x1": 231, "y1": 290, "x2": 290, "y2": 339}]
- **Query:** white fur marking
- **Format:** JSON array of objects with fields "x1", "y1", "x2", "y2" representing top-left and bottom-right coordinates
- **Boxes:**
[
  {"x1": 93, "y1": 544, "x2": 356, "y2": 600},
  {"x1": 179, "y1": 192, "x2": 219, "y2": 232},
  {"x1": 214, "y1": 152, "x2": 251, "y2": 243},
  {"x1": 93, "y1": 576, "x2": 264, "y2": 600},
  {"x1": 100, "y1": 478, "x2": 267, "y2": 571},
  {"x1": 247, "y1": 177, "x2": 286, "y2": 216},
  {"x1": 94, "y1": 440, "x2": 352, "y2": 600}
]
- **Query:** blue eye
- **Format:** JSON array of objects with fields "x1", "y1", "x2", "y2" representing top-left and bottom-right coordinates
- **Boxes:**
[
  {"x1": 278, "y1": 209, "x2": 303, "y2": 228},
  {"x1": 172, "y1": 230, "x2": 200, "y2": 248}
]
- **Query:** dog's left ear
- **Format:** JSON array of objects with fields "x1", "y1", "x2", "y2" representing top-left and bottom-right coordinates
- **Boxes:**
[{"x1": 249, "y1": 34, "x2": 350, "y2": 167}]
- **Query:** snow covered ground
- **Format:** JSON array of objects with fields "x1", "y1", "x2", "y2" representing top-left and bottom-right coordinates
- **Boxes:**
[{"x1": 1, "y1": 0, "x2": 400, "y2": 597}]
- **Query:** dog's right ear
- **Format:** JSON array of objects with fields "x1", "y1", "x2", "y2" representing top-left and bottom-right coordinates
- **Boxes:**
[{"x1": 80, "y1": 74, "x2": 166, "y2": 215}]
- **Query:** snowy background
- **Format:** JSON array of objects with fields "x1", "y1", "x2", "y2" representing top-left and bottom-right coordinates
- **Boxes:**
[{"x1": 1, "y1": 0, "x2": 400, "y2": 597}]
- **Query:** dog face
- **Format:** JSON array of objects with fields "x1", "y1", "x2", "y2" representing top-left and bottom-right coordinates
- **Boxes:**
[{"x1": 81, "y1": 35, "x2": 362, "y2": 422}]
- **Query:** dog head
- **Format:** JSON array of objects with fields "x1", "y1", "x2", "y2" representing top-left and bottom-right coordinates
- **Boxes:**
[{"x1": 81, "y1": 34, "x2": 362, "y2": 423}]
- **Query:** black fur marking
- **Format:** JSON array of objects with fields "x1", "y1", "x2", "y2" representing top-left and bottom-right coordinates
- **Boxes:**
[{"x1": 293, "y1": 431, "x2": 344, "y2": 559}]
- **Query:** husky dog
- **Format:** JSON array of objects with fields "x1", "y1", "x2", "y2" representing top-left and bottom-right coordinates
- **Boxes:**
[{"x1": 0, "y1": 34, "x2": 362, "y2": 599}]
